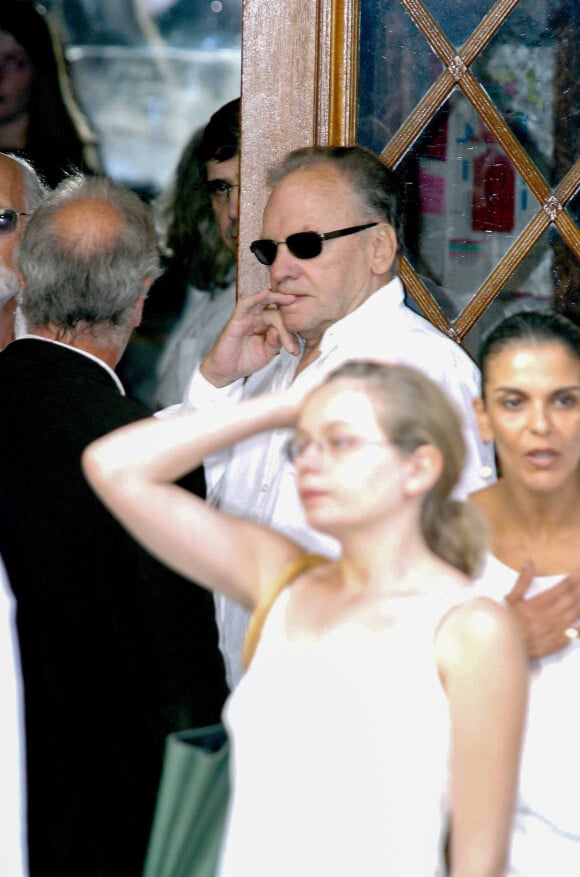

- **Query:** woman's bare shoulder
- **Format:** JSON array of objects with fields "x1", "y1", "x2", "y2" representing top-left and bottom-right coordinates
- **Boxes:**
[{"x1": 436, "y1": 594, "x2": 521, "y2": 676}]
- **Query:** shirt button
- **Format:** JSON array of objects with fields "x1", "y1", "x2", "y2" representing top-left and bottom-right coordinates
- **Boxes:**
[{"x1": 260, "y1": 484, "x2": 268, "y2": 492}]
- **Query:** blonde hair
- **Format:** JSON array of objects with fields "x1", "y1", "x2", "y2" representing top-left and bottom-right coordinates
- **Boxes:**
[{"x1": 324, "y1": 361, "x2": 486, "y2": 576}]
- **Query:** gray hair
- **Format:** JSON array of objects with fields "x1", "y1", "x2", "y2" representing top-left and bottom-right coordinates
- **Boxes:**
[
  {"x1": 268, "y1": 146, "x2": 405, "y2": 253},
  {"x1": 18, "y1": 174, "x2": 161, "y2": 338},
  {"x1": 5, "y1": 153, "x2": 49, "y2": 213}
]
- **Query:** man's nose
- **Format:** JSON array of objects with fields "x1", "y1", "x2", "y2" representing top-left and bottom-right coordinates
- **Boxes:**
[
  {"x1": 228, "y1": 185, "x2": 239, "y2": 221},
  {"x1": 269, "y1": 243, "x2": 299, "y2": 282}
]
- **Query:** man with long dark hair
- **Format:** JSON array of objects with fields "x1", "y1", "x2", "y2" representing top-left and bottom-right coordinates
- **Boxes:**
[{"x1": 153, "y1": 97, "x2": 240, "y2": 407}]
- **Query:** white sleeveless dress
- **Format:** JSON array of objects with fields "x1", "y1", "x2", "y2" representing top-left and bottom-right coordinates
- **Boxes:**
[
  {"x1": 217, "y1": 584, "x2": 475, "y2": 877},
  {"x1": 476, "y1": 554, "x2": 580, "y2": 876}
]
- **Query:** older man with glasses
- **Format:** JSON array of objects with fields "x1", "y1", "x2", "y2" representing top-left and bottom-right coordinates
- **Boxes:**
[
  {"x1": 150, "y1": 98, "x2": 240, "y2": 409},
  {"x1": 0, "y1": 151, "x2": 45, "y2": 877},
  {"x1": 181, "y1": 144, "x2": 495, "y2": 687},
  {"x1": 0, "y1": 152, "x2": 45, "y2": 349}
]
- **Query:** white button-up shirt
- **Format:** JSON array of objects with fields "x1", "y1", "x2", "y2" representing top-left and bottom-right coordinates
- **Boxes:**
[{"x1": 185, "y1": 277, "x2": 495, "y2": 685}]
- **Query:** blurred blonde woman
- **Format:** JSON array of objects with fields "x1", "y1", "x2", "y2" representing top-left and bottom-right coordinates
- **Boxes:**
[{"x1": 84, "y1": 360, "x2": 527, "y2": 877}]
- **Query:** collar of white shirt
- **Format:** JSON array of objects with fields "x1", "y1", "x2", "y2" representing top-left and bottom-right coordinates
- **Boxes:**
[{"x1": 16, "y1": 333, "x2": 126, "y2": 396}]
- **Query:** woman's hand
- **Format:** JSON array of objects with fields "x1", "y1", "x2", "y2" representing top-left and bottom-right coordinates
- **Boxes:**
[{"x1": 505, "y1": 561, "x2": 580, "y2": 658}]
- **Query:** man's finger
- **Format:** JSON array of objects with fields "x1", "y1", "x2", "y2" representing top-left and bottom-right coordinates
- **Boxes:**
[
  {"x1": 263, "y1": 307, "x2": 300, "y2": 355},
  {"x1": 241, "y1": 288, "x2": 297, "y2": 310}
]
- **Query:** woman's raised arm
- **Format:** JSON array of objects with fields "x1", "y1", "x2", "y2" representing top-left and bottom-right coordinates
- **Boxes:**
[{"x1": 82, "y1": 392, "x2": 304, "y2": 609}]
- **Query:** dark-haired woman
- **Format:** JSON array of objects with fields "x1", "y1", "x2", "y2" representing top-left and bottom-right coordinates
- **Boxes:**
[
  {"x1": 472, "y1": 310, "x2": 580, "y2": 875},
  {"x1": 84, "y1": 360, "x2": 527, "y2": 877},
  {"x1": 0, "y1": 2, "x2": 100, "y2": 187}
]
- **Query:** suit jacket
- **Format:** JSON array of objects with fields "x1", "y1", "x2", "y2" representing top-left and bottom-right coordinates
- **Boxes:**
[{"x1": 0, "y1": 339, "x2": 228, "y2": 877}]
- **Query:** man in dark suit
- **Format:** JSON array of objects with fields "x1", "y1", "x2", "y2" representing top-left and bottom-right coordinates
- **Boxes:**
[
  {"x1": 0, "y1": 174, "x2": 228, "y2": 877},
  {"x1": 0, "y1": 151, "x2": 46, "y2": 877}
]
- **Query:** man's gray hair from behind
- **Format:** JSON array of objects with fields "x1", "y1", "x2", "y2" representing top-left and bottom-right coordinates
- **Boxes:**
[{"x1": 18, "y1": 174, "x2": 161, "y2": 339}]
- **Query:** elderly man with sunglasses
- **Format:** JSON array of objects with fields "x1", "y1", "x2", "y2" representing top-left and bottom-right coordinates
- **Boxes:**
[
  {"x1": 183, "y1": 144, "x2": 495, "y2": 687},
  {"x1": 0, "y1": 152, "x2": 45, "y2": 349}
]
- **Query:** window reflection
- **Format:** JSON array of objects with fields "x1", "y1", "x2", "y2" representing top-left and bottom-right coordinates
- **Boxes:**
[
  {"x1": 359, "y1": 0, "x2": 441, "y2": 152},
  {"x1": 43, "y1": 0, "x2": 241, "y2": 195},
  {"x1": 406, "y1": 93, "x2": 545, "y2": 306}
]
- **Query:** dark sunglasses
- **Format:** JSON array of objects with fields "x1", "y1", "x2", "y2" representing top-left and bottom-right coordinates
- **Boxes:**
[
  {"x1": 250, "y1": 222, "x2": 379, "y2": 266},
  {"x1": 0, "y1": 208, "x2": 30, "y2": 234}
]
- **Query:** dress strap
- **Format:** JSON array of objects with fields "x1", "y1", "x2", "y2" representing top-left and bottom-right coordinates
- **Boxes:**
[{"x1": 242, "y1": 554, "x2": 327, "y2": 670}]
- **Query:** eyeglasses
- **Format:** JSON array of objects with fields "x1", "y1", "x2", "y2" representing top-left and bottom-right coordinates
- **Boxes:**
[
  {"x1": 250, "y1": 222, "x2": 379, "y2": 266},
  {"x1": 207, "y1": 180, "x2": 239, "y2": 203},
  {"x1": 0, "y1": 208, "x2": 31, "y2": 234},
  {"x1": 285, "y1": 433, "x2": 389, "y2": 464}
]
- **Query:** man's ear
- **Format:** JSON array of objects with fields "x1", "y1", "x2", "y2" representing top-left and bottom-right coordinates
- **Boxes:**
[
  {"x1": 473, "y1": 396, "x2": 494, "y2": 443},
  {"x1": 403, "y1": 444, "x2": 443, "y2": 497},
  {"x1": 370, "y1": 222, "x2": 398, "y2": 277},
  {"x1": 133, "y1": 291, "x2": 148, "y2": 329}
]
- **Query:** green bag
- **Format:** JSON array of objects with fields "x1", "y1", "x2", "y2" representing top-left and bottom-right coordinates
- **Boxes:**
[
  {"x1": 142, "y1": 556, "x2": 326, "y2": 877},
  {"x1": 142, "y1": 724, "x2": 230, "y2": 877}
]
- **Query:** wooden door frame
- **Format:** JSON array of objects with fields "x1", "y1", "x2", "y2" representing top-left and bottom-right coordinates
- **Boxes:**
[
  {"x1": 239, "y1": 0, "x2": 580, "y2": 343},
  {"x1": 237, "y1": 0, "x2": 474, "y2": 336},
  {"x1": 238, "y1": 0, "x2": 358, "y2": 299}
]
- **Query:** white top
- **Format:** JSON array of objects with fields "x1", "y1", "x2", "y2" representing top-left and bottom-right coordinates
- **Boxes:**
[
  {"x1": 186, "y1": 277, "x2": 496, "y2": 686},
  {"x1": 0, "y1": 556, "x2": 28, "y2": 877},
  {"x1": 155, "y1": 281, "x2": 236, "y2": 408},
  {"x1": 218, "y1": 584, "x2": 474, "y2": 877},
  {"x1": 476, "y1": 554, "x2": 580, "y2": 876}
]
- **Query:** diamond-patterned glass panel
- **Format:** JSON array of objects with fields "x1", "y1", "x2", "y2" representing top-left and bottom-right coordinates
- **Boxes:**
[
  {"x1": 398, "y1": 92, "x2": 541, "y2": 308},
  {"x1": 359, "y1": 0, "x2": 444, "y2": 153},
  {"x1": 462, "y1": 228, "x2": 553, "y2": 357},
  {"x1": 421, "y1": 0, "x2": 496, "y2": 47},
  {"x1": 357, "y1": 0, "x2": 580, "y2": 335},
  {"x1": 551, "y1": 226, "x2": 580, "y2": 324},
  {"x1": 472, "y1": 0, "x2": 579, "y2": 184}
]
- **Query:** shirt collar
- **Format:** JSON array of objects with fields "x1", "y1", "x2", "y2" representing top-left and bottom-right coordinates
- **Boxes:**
[
  {"x1": 318, "y1": 276, "x2": 405, "y2": 353},
  {"x1": 16, "y1": 333, "x2": 126, "y2": 395}
]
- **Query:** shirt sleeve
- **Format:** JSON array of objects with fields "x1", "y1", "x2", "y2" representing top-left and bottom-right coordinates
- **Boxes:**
[
  {"x1": 182, "y1": 367, "x2": 246, "y2": 501},
  {"x1": 435, "y1": 356, "x2": 496, "y2": 498}
]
